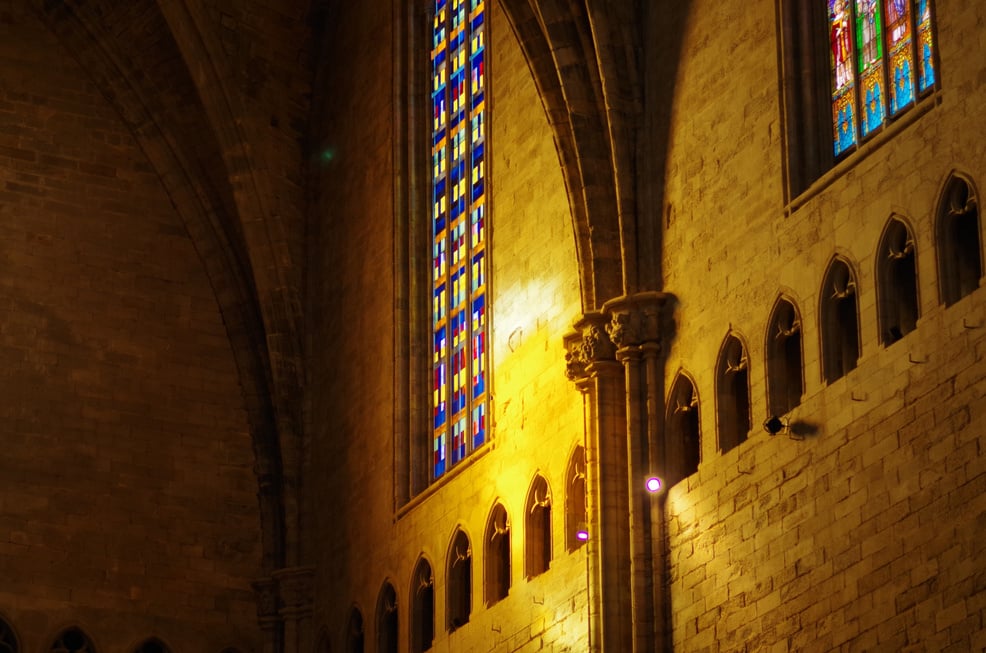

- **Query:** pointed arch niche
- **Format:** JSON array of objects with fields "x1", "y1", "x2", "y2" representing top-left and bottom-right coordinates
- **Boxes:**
[
  {"x1": 820, "y1": 257, "x2": 861, "y2": 383},
  {"x1": 346, "y1": 607, "x2": 364, "y2": 653},
  {"x1": 446, "y1": 529, "x2": 472, "y2": 630},
  {"x1": 565, "y1": 446, "x2": 587, "y2": 552},
  {"x1": 665, "y1": 372, "x2": 700, "y2": 486},
  {"x1": 484, "y1": 503, "x2": 511, "y2": 606},
  {"x1": 410, "y1": 557, "x2": 435, "y2": 653},
  {"x1": 132, "y1": 639, "x2": 170, "y2": 653},
  {"x1": 766, "y1": 297, "x2": 805, "y2": 416},
  {"x1": 0, "y1": 614, "x2": 18, "y2": 653},
  {"x1": 937, "y1": 174, "x2": 982, "y2": 306},
  {"x1": 525, "y1": 474, "x2": 552, "y2": 578},
  {"x1": 376, "y1": 581, "x2": 398, "y2": 653},
  {"x1": 716, "y1": 334, "x2": 751, "y2": 454},
  {"x1": 48, "y1": 628, "x2": 96, "y2": 653},
  {"x1": 877, "y1": 217, "x2": 920, "y2": 344}
]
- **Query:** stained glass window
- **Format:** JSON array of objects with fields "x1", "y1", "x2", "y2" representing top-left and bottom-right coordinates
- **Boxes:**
[
  {"x1": 827, "y1": 0, "x2": 936, "y2": 157},
  {"x1": 431, "y1": 0, "x2": 488, "y2": 479}
]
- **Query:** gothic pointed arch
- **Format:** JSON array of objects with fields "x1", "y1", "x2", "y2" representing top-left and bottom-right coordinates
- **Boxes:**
[
  {"x1": 410, "y1": 556, "x2": 435, "y2": 653},
  {"x1": 716, "y1": 333, "x2": 752, "y2": 454},
  {"x1": 820, "y1": 256, "x2": 862, "y2": 383},
  {"x1": 446, "y1": 527, "x2": 473, "y2": 630},
  {"x1": 666, "y1": 371, "x2": 701, "y2": 485},
  {"x1": 48, "y1": 627, "x2": 97, "y2": 653},
  {"x1": 565, "y1": 445, "x2": 588, "y2": 552},
  {"x1": 131, "y1": 638, "x2": 170, "y2": 653},
  {"x1": 876, "y1": 216, "x2": 920, "y2": 344},
  {"x1": 765, "y1": 296, "x2": 805, "y2": 415},
  {"x1": 484, "y1": 502, "x2": 511, "y2": 605},
  {"x1": 525, "y1": 473, "x2": 552, "y2": 578},
  {"x1": 376, "y1": 580, "x2": 398, "y2": 653},
  {"x1": 0, "y1": 614, "x2": 18, "y2": 653},
  {"x1": 345, "y1": 605, "x2": 364, "y2": 653},
  {"x1": 937, "y1": 173, "x2": 982, "y2": 306}
]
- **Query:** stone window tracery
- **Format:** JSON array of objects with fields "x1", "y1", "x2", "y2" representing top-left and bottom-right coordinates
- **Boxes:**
[
  {"x1": 446, "y1": 529, "x2": 472, "y2": 630},
  {"x1": 565, "y1": 446, "x2": 587, "y2": 552},
  {"x1": 666, "y1": 373, "x2": 700, "y2": 485},
  {"x1": 821, "y1": 258, "x2": 861, "y2": 382},
  {"x1": 937, "y1": 175, "x2": 981, "y2": 306},
  {"x1": 346, "y1": 607, "x2": 364, "y2": 653},
  {"x1": 525, "y1": 475, "x2": 552, "y2": 578},
  {"x1": 780, "y1": 0, "x2": 938, "y2": 196},
  {"x1": 716, "y1": 335, "x2": 751, "y2": 454},
  {"x1": 411, "y1": 558, "x2": 435, "y2": 652},
  {"x1": 49, "y1": 628, "x2": 95, "y2": 653},
  {"x1": 0, "y1": 616, "x2": 18, "y2": 653},
  {"x1": 877, "y1": 217, "x2": 920, "y2": 343},
  {"x1": 377, "y1": 582, "x2": 398, "y2": 653},
  {"x1": 484, "y1": 503, "x2": 510, "y2": 605},
  {"x1": 766, "y1": 298, "x2": 805, "y2": 415}
]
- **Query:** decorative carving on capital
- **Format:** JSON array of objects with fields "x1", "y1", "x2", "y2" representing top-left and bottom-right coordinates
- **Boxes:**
[
  {"x1": 274, "y1": 566, "x2": 315, "y2": 616},
  {"x1": 252, "y1": 577, "x2": 280, "y2": 627},
  {"x1": 564, "y1": 313, "x2": 616, "y2": 381},
  {"x1": 602, "y1": 292, "x2": 668, "y2": 350}
]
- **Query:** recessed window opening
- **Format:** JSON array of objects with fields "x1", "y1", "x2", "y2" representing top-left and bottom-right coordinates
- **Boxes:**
[
  {"x1": 525, "y1": 476, "x2": 552, "y2": 578},
  {"x1": 411, "y1": 558, "x2": 435, "y2": 652},
  {"x1": 766, "y1": 299, "x2": 805, "y2": 415},
  {"x1": 49, "y1": 628, "x2": 95, "y2": 653},
  {"x1": 938, "y1": 176, "x2": 982, "y2": 306},
  {"x1": 377, "y1": 582, "x2": 398, "y2": 653},
  {"x1": 666, "y1": 373, "x2": 700, "y2": 485},
  {"x1": 878, "y1": 218, "x2": 920, "y2": 343},
  {"x1": 346, "y1": 607, "x2": 364, "y2": 653},
  {"x1": 484, "y1": 504, "x2": 510, "y2": 605},
  {"x1": 0, "y1": 615, "x2": 18, "y2": 653},
  {"x1": 133, "y1": 640, "x2": 169, "y2": 653},
  {"x1": 821, "y1": 259, "x2": 861, "y2": 382},
  {"x1": 716, "y1": 335, "x2": 751, "y2": 454},
  {"x1": 565, "y1": 446, "x2": 587, "y2": 552},
  {"x1": 447, "y1": 529, "x2": 472, "y2": 630}
]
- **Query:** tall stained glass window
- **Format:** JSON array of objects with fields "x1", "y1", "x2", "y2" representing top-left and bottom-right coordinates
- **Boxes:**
[
  {"x1": 431, "y1": 0, "x2": 488, "y2": 479},
  {"x1": 827, "y1": 0, "x2": 936, "y2": 157}
]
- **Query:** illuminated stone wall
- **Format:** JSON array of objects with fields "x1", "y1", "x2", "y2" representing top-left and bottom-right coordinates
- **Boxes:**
[
  {"x1": 661, "y1": 0, "x2": 986, "y2": 650},
  {"x1": 307, "y1": 1, "x2": 590, "y2": 649}
]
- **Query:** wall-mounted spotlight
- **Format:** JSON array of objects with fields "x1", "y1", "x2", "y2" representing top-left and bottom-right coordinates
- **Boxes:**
[
  {"x1": 575, "y1": 522, "x2": 589, "y2": 541},
  {"x1": 763, "y1": 415, "x2": 787, "y2": 436},
  {"x1": 645, "y1": 476, "x2": 663, "y2": 493}
]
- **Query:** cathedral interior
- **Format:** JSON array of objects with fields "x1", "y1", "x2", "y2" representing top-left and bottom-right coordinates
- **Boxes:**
[{"x1": 0, "y1": 0, "x2": 984, "y2": 651}]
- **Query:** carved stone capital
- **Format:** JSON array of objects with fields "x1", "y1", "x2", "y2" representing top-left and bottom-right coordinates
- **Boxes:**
[
  {"x1": 564, "y1": 311, "x2": 616, "y2": 382},
  {"x1": 274, "y1": 566, "x2": 315, "y2": 618},
  {"x1": 602, "y1": 292, "x2": 668, "y2": 350},
  {"x1": 252, "y1": 577, "x2": 280, "y2": 629},
  {"x1": 253, "y1": 566, "x2": 316, "y2": 628}
]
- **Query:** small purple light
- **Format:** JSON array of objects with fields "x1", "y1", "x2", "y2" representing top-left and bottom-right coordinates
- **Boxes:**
[{"x1": 645, "y1": 477, "x2": 663, "y2": 493}]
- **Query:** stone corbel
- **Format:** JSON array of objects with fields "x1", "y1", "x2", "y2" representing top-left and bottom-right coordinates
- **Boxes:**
[
  {"x1": 252, "y1": 577, "x2": 280, "y2": 631},
  {"x1": 602, "y1": 291, "x2": 667, "y2": 351},
  {"x1": 274, "y1": 566, "x2": 316, "y2": 620},
  {"x1": 564, "y1": 311, "x2": 617, "y2": 383}
]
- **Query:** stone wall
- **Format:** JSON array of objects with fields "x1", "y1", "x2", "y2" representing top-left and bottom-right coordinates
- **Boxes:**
[
  {"x1": 307, "y1": 1, "x2": 590, "y2": 650},
  {"x1": 662, "y1": 0, "x2": 986, "y2": 650},
  {"x1": 0, "y1": 3, "x2": 263, "y2": 651}
]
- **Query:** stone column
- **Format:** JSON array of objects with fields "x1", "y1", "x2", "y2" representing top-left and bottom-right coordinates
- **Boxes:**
[
  {"x1": 565, "y1": 312, "x2": 630, "y2": 652},
  {"x1": 604, "y1": 292, "x2": 667, "y2": 653},
  {"x1": 253, "y1": 566, "x2": 315, "y2": 653}
]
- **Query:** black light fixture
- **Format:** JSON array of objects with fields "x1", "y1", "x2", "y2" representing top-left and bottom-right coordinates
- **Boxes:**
[{"x1": 763, "y1": 415, "x2": 786, "y2": 435}]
